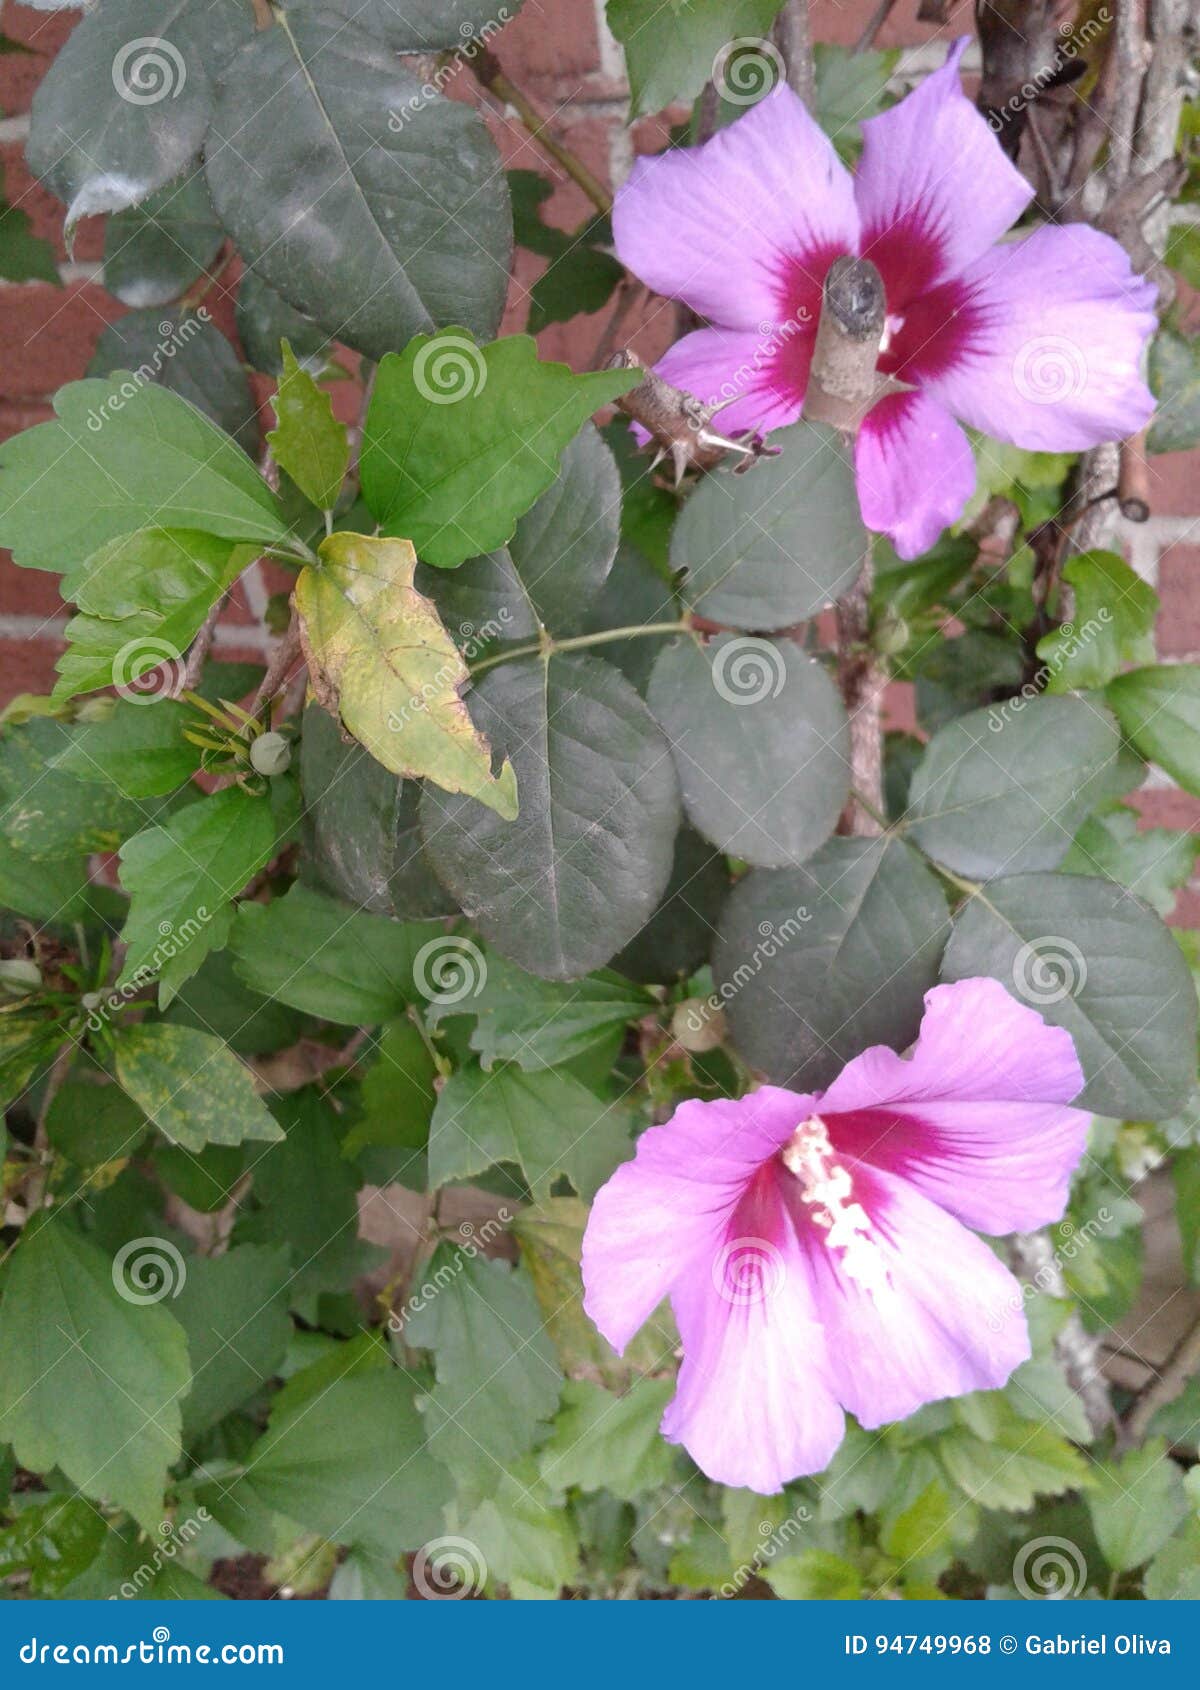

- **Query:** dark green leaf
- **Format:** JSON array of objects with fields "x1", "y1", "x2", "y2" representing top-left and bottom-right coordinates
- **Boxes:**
[
  {"x1": 26, "y1": 0, "x2": 253, "y2": 236},
  {"x1": 0, "y1": 1217, "x2": 191, "y2": 1533},
  {"x1": 647, "y1": 633, "x2": 849, "y2": 866},
  {"x1": 608, "y1": 0, "x2": 786, "y2": 114},
  {"x1": 1087, "y1": 1442, "x2": 1187, "y2": 1573},
  {"x1": 291, "y1": 0, "x2": 524, "y2": 53},
  {"x1": 1148, "y1": 326, "x2": 1200, "y2": 455},
  {"x1": 540, "y1": 1379, "x2": 677, "y2": 1499},
  {"x1": 236, "y1": 271, "x2": 331, "y2": 377},
  {"x1": 505, "y1": 424, "x2": 621, "y2": 636},
  {"x1": 103, "y1": 171, "x2": 223, "y2": 308},
  {"x1": 941, "y1": 872, "x2": 1198, "y2": 1118},
  {"x1": 0, "y1": 716, "x2": 150, "y2": 860},
  {"x1": 671, "y1": 420, "x2": 866, "y2": 630},
  {"x1": 462, "y1": 955, "x2": 653, "y2": 1070},
  {"x1": 1037, "y1": 551, "x2": 1157, "y2": 692},
  {"x1": 51, "y1": 698, "x2": 202, "y2": 797},
  {"x1": 906, "y1": 697, "x2": 1121, "y2": 879},
  {"x1": 88, "y1": 311, "x2": 259, "y2": 456},
  {"x1": 404, "y1": 1248, "x2": 561, "y2": 1488},
  {"x1": 429, "y1": 1059, "x2": 633, "y2": 1200},
  {"x1": 172, "y1": 1245, "x2": 292, "y2": 1439},
  {"x1": 715, "y1": 837, "x2": 950, "y2": 1089},
  {"x1": 205, "y1": 14, "x2": 511, "y2": 362},
  {"x1": 1063, "y1": 805, "x2": 1199, "y2": 918},
  {"x1": 0, "y1": 1496, "x2": 107, "y2": 1596},
  {"x1": 46, "y1": 1078, "x2": 148, "y2": 1167},
  {"x1": 419, "y1": 654, "x2": 680, "y2": 980},
  {"x1": 342, "y1": 1018, "x2": 437, "y2": 1160},
  {"x1": 612, "y1": 826, "x2": 730, "y2": 983},
  {"x1": 1106, "y1": 664, "x2": 1200, "y2": 796},
  {"x1": 231, "y1": 883, "x2": 441, "y2": 1024}
]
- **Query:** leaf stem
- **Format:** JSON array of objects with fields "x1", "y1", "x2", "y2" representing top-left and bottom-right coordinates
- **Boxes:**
[
  {"x1": 469, "y1": 619, "x2": 693, "y2": 677},
  {"x1": 469, "y1": 45, "x2": 612, "y2": 216}
]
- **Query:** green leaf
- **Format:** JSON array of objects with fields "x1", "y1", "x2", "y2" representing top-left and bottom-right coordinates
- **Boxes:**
[
  {"x1": 291, "y1": 0, "x2": 524, "y2": 50},
  {"x1": 1166, "y1": 221, "x2": 1200, "y2": 289},
  {"x1": 813, "y1": 43, "x2": 896, "y2": 158},
  {"x1": 1145, "y1": 1517, "x2": 1200, "y2": 1599},
  {"x1": 404, "y1": 1248, "x2": 562, "y2": 1488},
  {"x1": 88, "y1": 311, "x2": 259, "y2": 457},
  {"x1": 1174, "y1": 1146, "x2": 1200, "y2": 1285},
  {"x1": 54, "y1": 530, "x2": 254, "y2": 703},
  {"x1": 715, "y1": 837, "x2": 950, "y2": 1090},
  {"x1": 236, "y1": 271, "x2": 331, "y2": 378},
  {"x1": 51, "y1": 699, "x2": 202, "y2": 798},
  {"x1": 172, "y1": 1245, "x2": 292, "y2": 1440},
  {"x1": 459, "y1": 1463, "x2": 580, "y2": 1598},
  {"x1": 0, "y1": 378, "x2": 285, "y2": 574},
  {"x1": 299, "y1": 704, "x2": 455, "y2": 920},
  {"x1": 46, "y1": 1078, "x2": 148, "y2": 1168},
  {"x1": 113, "y1": 1022, "x2": 285, "y2": 1152},
  {"x1": 880, "y1": 1480, "x2": 954, "y2": 1567},
  {"x1": 613, "y1": 826, "x2": 730, "y2": 984},
  {"x1": 912, "y1": 629, "x2": 1025, "y2": 735},
  {"x1": 296, "y1": 532, "x2": 517, "y2": 818},
  {"x1": 1037, "y1": 552, "x2": 1158, "y2": 691},
  {"x1": 512, "y1": 1197, "x2": 675, "y2": 1386},
  {"x1": 1087, "y1": 1442, "x2": 1187, "y2": 1572},
  {"x1": 429, "y1": 1060, "x2": 634, "y2": 1200},
  {"x1": 1148, "y1": 325, "x2": 1200, "y2": 454},
  {"x1": 647, "y1": 633, "x2": 849, "y2": 867},
  {"x1": 937, "y1": 1413, "x2": 1090, "y2": 1511},
  {"x1": 0, "y1": 1217, "x2": 191, "y2": 1533},
  {"x1": 529, "y1": 237, "x2": 623, "y2": 336},
  {"x1": 154, "y1": 1142, "x2": 245, "y2": 1212},
  {"x1": 670, "y1": 420, "x2": 866, "y2": 630},
  {"x1": 0, "y1": 839, "x2": 90, "y2": 922},
  {"x1": 419, "y1": 653, "x2": 680, "y2": 980},
  {"x1": 231, "y1": 884, "x2": 441, "y2": 1024},
  {"x1": 26, "y1": 0, "x2": 253, "y2": 236},
  {"x1": 539, "y1": 1379, "x2": 677, "y2": 1499},
  {"x1": 360, "y1": 330, "x2": 634, "y2": 568},
  {"x1": 906, "y1": 697, "x2": 1121, "y2": 879},
  {"x1": 164, "y1": 949, "x2": 308, "y2": 1057},
  {"x1": 0, "y1": 189, "x2": 59, "y2": 285},
  {"x1": 0, "y1": 716, "x2": 151, "y2": 860},
  {"x1": 103, "y1": 172, "x2": 223, "y2": 309},
  {"x1": 462, "y1": 956, "x2": 654, "y2": 1070},
  {"x1": 1063, "y1": 805, "x2": 1199, "y2": 918},
  {"x1": 342, "y1": 1018, "x2": 438, "y2": 1160},
  {"x1": 941, "y1": 873, "x2": 1198, "y2": 1118},
  {"x1": 234, "y1": 1089, "x2": 367, "y2": 1299},
  {"x1": 767, "y1": 1549, "x2": 863, "y2": 1600},
  {"x1": 235, "y1": 1370, "x2": 450, "y2": 1554},
  {"x1": 1106, "y1": 664, "x2": 1200, "y2": 796},
  {"x1": 0, "y1": 1496, "x2": 107, "y2": 1596},
  {"x1": 504, "y1": 424, "x2": 622, "y2": 637},
  {"x1": 116, "y1": 785, "x2": 294, "y2": 1003},
  {"x1": 205, "y1": 14, "x2": 511, "y2": 363},
  {"x1": 267, "y1": 342, "x2": 349, "y2": 511},
  {"x1": 607, "y1": 0, "x2": 786, "y2": 114}
]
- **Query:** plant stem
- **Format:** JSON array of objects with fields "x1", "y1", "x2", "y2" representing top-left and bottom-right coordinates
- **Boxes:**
[
  {"x1": 469, "y1": 46, "x2": 612, "y2": 216},
  {"x1": 469, "y1": 619, "x2": 693, "y2": 677},
  {"x1": 1118, "y1": 1310, "x2": 1200, "y2": 1450},
  {"x1": 774, "y1": 0, "x2": 816, "y2": 109}
]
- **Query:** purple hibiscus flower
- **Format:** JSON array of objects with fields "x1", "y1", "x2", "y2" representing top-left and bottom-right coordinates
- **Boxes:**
[
  {"x1": 612, "y1": 37, "x2": 1157, "y2": 558},
  {"x1": 581, "y1": 977, "x2": 1089, "y2": 1493}
]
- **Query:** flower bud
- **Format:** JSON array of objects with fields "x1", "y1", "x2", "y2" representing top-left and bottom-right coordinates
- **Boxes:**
[
  {"x1": 672, "y1": 999, "x2": 727, "y2": 1053},
  {"x1": 0, "y1": 959, "x2": 42, "y2": 997},
  {"x1": 249, "y1": 731, "x2": 292, "y2": 777}
]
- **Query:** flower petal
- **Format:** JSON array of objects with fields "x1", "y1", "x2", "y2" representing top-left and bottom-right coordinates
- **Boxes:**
[
  {"x1": 790, "y1": 1162, "x2": 1031, "y2": 1427},
  {"x1": 855, "y1": 390, "x2": 976, "y2": 559},
  {"x1": 922, "y1": 224, "x2": 1158, "y2": 450},
  {"x1": 662, "y1": 1183, "x2": 844, "y2": 1491},
  {"x1": 854, "y1": 37, "x2": 1033, "y2": 302},
  {"x1": 652, "y1": 325, "x2": 811, "y2": 437},
  {"x1": 820, "y1": 978, "x2": 1088, "y2": 1234},
  {"x1": 613, "y1": 85, "x2": 859, "y2": 331},
  {"x1": 581, "y1": 1088, "x2": 807, "y2": 1354}
]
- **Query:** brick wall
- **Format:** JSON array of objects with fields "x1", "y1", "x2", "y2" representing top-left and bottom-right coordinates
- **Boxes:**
[{"x1": 1, "y1": 0, "x2": 1196, "y2": 913}]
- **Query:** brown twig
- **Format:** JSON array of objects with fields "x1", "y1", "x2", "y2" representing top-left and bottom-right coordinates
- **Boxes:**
[
  {"x1": 774, "y1": 0, "x2": 817, "y2": 109},
  {"x1": 470, "y1": 45, "x2": 612, "y2": 215},
  {"x1": 855, "y1": 0, "x2": 901, "y2": 49},
  {"x1": 591, "y1": 278, "x2": 647, "y2": 369},
  {"x1": 175, "y1": 594, "x2": 225, "y2": 696},
  {"x1": 253, "y1": 613, "x2": 304, "y2": 714},
  {"x1": 1118, "y1": 1310, "x2": 1200, "y2": 1450}
]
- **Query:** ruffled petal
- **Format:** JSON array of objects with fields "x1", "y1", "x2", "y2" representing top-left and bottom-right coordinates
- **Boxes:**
[
  {"x1": 662, "y1": 1174, "x2": 844, "y2": 1491},
  {"x1": 854, "y1": 37, "x2": 1033, "y2": 303},
  {"x1": 819, "y1": 979, "x2": 1088, "y2": 1234},
  {"x1": 613, "y1": 84, "x2": 859, "y2": 331},
  {"x1": 581, "y1": 1087, "x2": 808, "y2": 1354},
  {"x1": 922, "y1": 224, "x2": 1157, "y2": 450},
  {"x1": 652, "y1": 325, "x2": 811, "y2": 437},
  {"x1": 789, "y1": 1162, "x2": 1031, "y2": 1427},
  {"x1": 855, "y1": 389, "x2": 976, "y2": 559}
]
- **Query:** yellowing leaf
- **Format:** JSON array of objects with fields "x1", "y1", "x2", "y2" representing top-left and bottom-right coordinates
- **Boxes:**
[{"x1": 295, "y1": 532, "x2": 518, "y2": 819}]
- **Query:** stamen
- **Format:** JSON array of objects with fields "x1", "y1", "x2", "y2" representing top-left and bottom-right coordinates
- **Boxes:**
[{"x1": 782, "y1": 1116, "x2": 891, "y2": 1298}]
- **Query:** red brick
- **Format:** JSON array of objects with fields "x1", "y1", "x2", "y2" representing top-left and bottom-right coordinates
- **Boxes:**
[
  {"x1": 0, "y1": 281, "x2": 122, "y2": 400},
  {"x1": 0, "y1": 142, "x2": 103, "y2": 262},
  {"x1": 499, "y1": 0, "x2": 601, "y2": 85},
  {"x1": 0, "y1": 556, "x2": 65, "y2": 617},
  {"x1": 1141, "y1": 447, "x2": 1200, "y2": 517},
  {"x1": 0, "y1": 636, "x2": 63, "y2": 699},
  {"x1": 1131, "y1": 788, "x2": 1200, "y2": 833},
  {"x1": 1157, "y1": 544, "x2": 1200, "y2": 657}
]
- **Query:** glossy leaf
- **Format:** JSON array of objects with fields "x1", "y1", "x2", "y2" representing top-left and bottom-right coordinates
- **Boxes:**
[{"x1": 103, "y1": 171, "x2": 223, "y2": 308}]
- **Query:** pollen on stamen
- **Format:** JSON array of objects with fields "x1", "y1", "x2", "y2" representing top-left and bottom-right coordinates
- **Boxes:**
[{"x1": 782, "y1": 1115, "x2": 892, "y2": 1298}]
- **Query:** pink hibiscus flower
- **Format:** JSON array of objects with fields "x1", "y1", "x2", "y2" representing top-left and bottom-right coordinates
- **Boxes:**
[
  {"x1": 613, "y1": 37, "x2": 1157, "y2": 559},
  {"x1": 581, "y1": 977, "x2": 1089, "y2": 1492}
]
